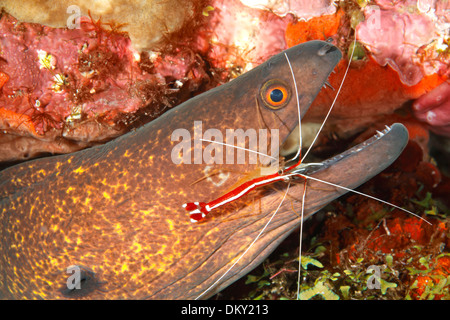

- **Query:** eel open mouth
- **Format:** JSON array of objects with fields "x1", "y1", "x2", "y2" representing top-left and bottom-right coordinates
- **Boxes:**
[
  {"x1": 296, "y1": 123, "x2": 408, "y2": 178},
  {"x1": 288, "y1": 122, "x2": 409, "y2": 221}
]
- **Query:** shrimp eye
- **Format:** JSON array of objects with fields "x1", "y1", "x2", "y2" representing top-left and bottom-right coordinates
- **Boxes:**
[{"x1": 260, "y1": 79, "x2": 291, "y2": 110}]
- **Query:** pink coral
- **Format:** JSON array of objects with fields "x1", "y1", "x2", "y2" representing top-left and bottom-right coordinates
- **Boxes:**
[
  {"x1": 201, "y1": 0, "x2": 292, "y2": 71},
  {"x1": 0, "y1": 12, "x2": 208, "y2": 162},
  {"x1": 239, "y1": 0, "x2": 336, "y2": 19},
  {"x1": 356, "y1": 0, "x2": 449, "y2": 86},
  {"x1": 0, "y1": 13, "x2": 156, "y2": 134},
  {"x1": 356, "y1": 7, "x2": 437, "y2": 86}
]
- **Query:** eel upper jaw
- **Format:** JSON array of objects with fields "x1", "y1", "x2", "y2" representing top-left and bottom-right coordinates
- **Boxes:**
[{"x1": 294, "y1": 123, "x2": 408, "y2": 176}]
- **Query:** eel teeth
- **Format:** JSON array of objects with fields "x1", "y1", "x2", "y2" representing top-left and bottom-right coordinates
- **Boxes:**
[
  {"x1": 323, "y1": 80, "x2": 335, "y2": 90},
  {"x1": 375, "y1": 125, "x2": 392, "y2": 138}
]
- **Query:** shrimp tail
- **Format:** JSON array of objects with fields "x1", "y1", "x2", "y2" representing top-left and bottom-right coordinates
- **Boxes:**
[{"x1": 183, "y1": 202, "x2": 210, "y2": 222}]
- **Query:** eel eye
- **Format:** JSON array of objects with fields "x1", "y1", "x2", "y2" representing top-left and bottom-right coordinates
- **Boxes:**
[{"x1": 260, "y1": 79, "x2": 291, "y2": 110}]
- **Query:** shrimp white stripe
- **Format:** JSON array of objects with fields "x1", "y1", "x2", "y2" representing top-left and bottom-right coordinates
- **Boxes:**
[{"x1": 209, "y1": 174, "x2": 289, "y2": 211}]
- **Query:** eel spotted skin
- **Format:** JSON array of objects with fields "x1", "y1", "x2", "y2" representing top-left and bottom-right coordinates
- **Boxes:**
[{"x1": 0, "y1": 40, "x2": 408, "y2": 299}]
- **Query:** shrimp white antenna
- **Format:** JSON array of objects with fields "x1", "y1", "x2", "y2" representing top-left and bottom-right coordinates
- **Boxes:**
[
  {"x1": 301, "y1": 39, "x2": 357, "y2": 162},
  {"x1": 284, "y1": 51, "x2": 307, "y2": 300},
  {"x1": 200, "y1": 138, "x2": 277, "y2": 160},
  {"x1": 296, "y1": 173, "x2": 432, "y2": 225},
  {"x1": 297, "y1": 181, "x2": 307, "y2": 299},
  {"x1": 284, "y1": 52, "x2": 302, "y2": 161},
  {"x1": 195, "y1": 182, "x2": 292, "y2": 300}
]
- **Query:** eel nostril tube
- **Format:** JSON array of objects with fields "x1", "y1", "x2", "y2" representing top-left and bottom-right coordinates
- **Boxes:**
[{"x1": 318, "y1": 43, "x2": 337, "y2": 56}]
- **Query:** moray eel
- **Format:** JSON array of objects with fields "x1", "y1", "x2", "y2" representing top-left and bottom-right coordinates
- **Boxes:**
[{"x1": 0, "y1": 41, "x2": 408, "y2": 299}]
